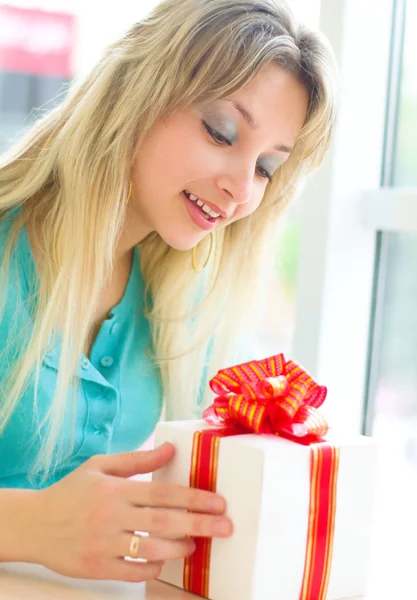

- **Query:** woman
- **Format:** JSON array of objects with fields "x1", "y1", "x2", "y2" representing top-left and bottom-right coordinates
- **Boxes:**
[{"x1": 0, "y1": 0, "x2": 337, "y2": 584}]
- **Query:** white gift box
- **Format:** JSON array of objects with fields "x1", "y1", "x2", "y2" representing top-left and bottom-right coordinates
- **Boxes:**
[{"x1": 153, "y1": 420, "x2": 376, "y2": 600}]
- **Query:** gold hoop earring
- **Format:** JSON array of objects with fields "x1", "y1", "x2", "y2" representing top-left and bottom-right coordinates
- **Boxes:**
[
  {"x1": 192, "y1": 233, "x2": 214, "y2": 273},
  {"x1": 126, "y1": 180, "x2": 133, "y2": 205}
]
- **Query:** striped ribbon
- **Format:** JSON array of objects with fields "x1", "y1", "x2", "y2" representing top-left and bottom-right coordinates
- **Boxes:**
[
  {"x1": 300, "y1": 442, "x2": 340, "y2": 600},
  {"x1": 183, "y1": 427, "x2": 237, "y2": 596}
]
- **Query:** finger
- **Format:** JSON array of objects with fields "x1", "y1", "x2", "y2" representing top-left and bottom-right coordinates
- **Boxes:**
[
  {"x1": 107, "y1": 559, "x2": 164, "y2": 583},
  {"x1": 124, "y1": 507, "x2": 234, "y2": 539},
  {"x1": 97, "y1": 443, "x2": 175, "y2": 478},
  {"x1": 118, "y1": 534, "x2": 196, "y2": 561},
  {"x1": 125, "y1": 480, "x2": 226, "y2": 514}
]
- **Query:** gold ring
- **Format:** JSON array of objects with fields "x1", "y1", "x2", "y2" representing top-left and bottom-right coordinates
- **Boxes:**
[{"x1": 128, "y1": 533, "x2": 142, "y2": 559}]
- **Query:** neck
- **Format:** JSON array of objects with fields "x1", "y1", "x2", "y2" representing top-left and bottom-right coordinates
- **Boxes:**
[{"x1": 115, "y1": 203, "x2": 153, "y2": 263}]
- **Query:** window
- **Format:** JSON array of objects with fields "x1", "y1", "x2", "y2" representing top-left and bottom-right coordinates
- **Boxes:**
[
  {"x1": 362, "y1": 0, "x2": 417, "y2": 596},
  {"x1": 295, "y1": 0, "x2": 417, "y2": 597}
]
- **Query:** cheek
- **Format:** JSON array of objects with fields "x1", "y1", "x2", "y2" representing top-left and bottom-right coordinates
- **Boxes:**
[
  {"x1": 164, "y1": 142, "x2": 216, "y2": 188},
  {"x1": 150, "y1": 116, "x2": 222, "y2": 185},
  {"x1": 134, "y1": 121, "x2": 206, "y2": 188}
]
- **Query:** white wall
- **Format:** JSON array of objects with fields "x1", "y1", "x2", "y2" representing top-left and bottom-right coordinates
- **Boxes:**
[{"x1": 2, "y1": 0, "x2": 321, "y2": 78}]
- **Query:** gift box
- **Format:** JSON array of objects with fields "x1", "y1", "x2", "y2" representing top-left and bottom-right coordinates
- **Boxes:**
[{"x1": 153, "y1": 355, "x2": 376, "y2": 600}]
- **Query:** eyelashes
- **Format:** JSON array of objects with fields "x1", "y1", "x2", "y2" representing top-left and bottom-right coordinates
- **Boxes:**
[
  {"x1": 256, "y1": 165, "x2": 273, "y2": 181},
  {"x1": 202, "y1": 120, "x2": 232, "y2": 146},
  {"x1": 201, "y1": 120, "x2": 273, "y2": 182}
]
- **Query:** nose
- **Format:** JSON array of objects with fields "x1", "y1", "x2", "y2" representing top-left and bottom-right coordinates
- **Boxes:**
[{"x1": 216, "y1": 163, "x2": 254, "y2": 206}]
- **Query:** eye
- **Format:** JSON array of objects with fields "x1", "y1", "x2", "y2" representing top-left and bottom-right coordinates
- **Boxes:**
[
  {"x1": 202, "y1": 120, "x2": 232, "y2": 146},
  {"x1": 256, "y1": 165, "x2": 273, "y2": 183},
  {"x1": 202, "y1": 118, "x2": 273, "y2": 182}
]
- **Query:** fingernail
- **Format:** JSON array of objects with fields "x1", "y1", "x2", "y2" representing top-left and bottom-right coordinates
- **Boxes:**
[
  {"x1": 213, "y1": 519, "x2": 232, "y2": 536},
  {"x1": 187, "y1": 540, "x2": 196, "y2": 554}
]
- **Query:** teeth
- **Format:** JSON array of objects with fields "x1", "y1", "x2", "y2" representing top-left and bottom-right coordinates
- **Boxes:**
[
  {"x1": 184, "y1": 190, "x2": 221, "y2": 219},
  {"x1": 206, "y1": 207, "x2": 220, "y2": 218}
]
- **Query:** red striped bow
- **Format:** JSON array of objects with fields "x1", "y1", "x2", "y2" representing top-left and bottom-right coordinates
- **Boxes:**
[{"x1": 203, "y1": 354, "x2": 328, "y2": 440}]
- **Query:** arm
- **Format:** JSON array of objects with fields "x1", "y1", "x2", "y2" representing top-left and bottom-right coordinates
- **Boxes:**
[{"x1": 0, "y1": 488, "x2": 41, "y2": 563}]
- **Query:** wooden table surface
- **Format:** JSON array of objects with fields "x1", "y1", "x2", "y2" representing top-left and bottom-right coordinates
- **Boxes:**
[
  {"x1": 0, "y1": 563, "x2": 196, "y2": 600},
  {"x1": 0, "y1": 562, "x2": 365, "y2": 599}
]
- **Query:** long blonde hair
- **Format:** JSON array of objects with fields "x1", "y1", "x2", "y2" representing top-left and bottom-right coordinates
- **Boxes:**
[{"x1": 0, "y1": 0, "x2": 337, "y2": 481}]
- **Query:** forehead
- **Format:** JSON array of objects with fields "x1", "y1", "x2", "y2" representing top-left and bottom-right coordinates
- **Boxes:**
[{"x1": 219, "y1": 64, "x2": 309, "y2": 143}]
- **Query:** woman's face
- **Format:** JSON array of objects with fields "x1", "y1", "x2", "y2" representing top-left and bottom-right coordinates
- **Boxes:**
[{"x1": 130, "y1": 63, "x2": 309, "y2": 251}]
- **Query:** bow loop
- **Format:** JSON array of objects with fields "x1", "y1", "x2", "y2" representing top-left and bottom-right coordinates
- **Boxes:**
[
  {"x1": 259, "y1": 375, "x2": 289, "y2": 398},
  {"x1": 204, "y1": 354, "x2": 328, "y2": 440}
]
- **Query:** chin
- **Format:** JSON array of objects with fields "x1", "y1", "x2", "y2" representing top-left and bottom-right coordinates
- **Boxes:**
[{"x1": 158, "y1": 231, "x2": 205, "y2": 252}]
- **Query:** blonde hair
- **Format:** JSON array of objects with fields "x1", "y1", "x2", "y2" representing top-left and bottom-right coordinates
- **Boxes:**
[{"x1": 0, "y1": 0, "x2": 337, "y2": 482}]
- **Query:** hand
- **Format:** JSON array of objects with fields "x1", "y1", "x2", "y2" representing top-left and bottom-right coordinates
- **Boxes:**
[{"x1": 32, "y1": 443, "x2": 233, "y2": 582}]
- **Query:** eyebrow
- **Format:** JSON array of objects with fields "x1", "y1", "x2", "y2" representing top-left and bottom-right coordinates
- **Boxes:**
[{"x1": 228, "y1": 100, "x2": 293, "y2": 154}]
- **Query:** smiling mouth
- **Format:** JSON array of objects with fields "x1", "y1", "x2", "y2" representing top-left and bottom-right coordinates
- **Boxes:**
[{"x1": 183, "y1": 190, "x2": 221, "y2": 221}]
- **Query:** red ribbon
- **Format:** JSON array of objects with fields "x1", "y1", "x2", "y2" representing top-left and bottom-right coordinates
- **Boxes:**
[{"x1": 184, "y1": 354, "x2": 339, "y2": 600}]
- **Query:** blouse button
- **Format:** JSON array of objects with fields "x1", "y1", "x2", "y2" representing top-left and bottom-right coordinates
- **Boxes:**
[
  {"x1": 110, "y1": 321, "x2": 120, "y2": 334},
  {"x1": 100, "y1": 356, "x2": 114, "y2": 368},
  {"x1": 81, "y1": 357, "x2": 90, "y2": 370}
]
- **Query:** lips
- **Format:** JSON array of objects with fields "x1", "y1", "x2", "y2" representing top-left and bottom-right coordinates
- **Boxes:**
[
  {"x1": 183, "y1": 191, "x2": 218, "y2": 231},
  {"x1": 184, "y1": 190, "x2": 228, "y2": 219},
  {"x1": 198, "y1": 199, "x2": 227, "y2": 219}
]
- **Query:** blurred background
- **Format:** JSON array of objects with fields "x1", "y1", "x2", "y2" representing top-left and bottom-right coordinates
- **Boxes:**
[{"x1": 1, "y1": 0, "x2": 416, "y2": 597}]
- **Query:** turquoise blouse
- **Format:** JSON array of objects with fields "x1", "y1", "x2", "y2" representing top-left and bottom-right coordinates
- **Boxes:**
[{"x1": 0, "y1": 209, "x2": 163, "y2": 489}]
